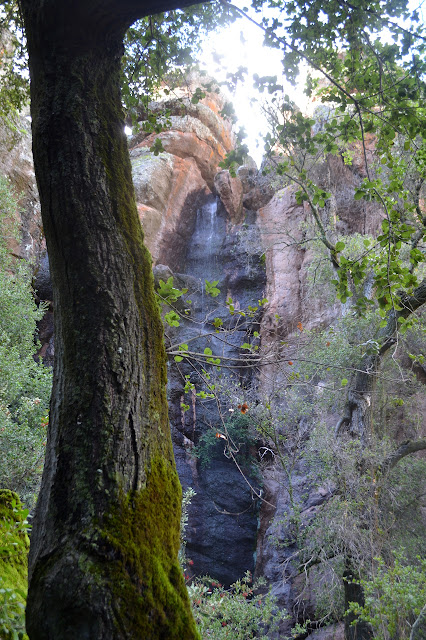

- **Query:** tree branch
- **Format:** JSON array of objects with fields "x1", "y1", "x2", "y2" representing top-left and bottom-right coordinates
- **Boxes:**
[
  {"x1": 379, "y1": 438, "x2": 426, "y2": 475},
  {"x1": 410, "y1": 604, "x2": 426, "y2": 640}
]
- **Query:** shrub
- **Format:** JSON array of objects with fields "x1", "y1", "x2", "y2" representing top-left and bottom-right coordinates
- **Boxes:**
[
  {"x1": 347, "y1": 553, "x2": 426, "y2": 640},
  {"x1": 188, "y1": 572, "x2": 287, "y2": 639},
  {"x1": 0, "y1": 175, "x2": 52, "y2": 506},
  {"x1": 0, "y1": 490, "x2": 30, "y2": 640}
]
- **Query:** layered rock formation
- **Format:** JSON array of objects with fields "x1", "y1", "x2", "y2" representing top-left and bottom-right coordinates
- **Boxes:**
[{"x1": 130, "y1": 81, "x2": 234, "y2": 270}]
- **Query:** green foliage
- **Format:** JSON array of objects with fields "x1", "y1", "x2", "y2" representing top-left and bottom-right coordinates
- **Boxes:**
[
  {"x1": 205, "y1": 279, "x2": 220, "y2": 298},
  {"x1": 156, "y1": 276, "x2": 187, "y2": 305},
  {"x1": 0, "y1": 490, "x2": 30, "y2": 640},
  {"x1": 300, "y1": 421, "x2": 426, "y2": 579},
  {"x1": 297, "y1": 311, "x2": 378, "y2": 381},
  {"x1": 155, "y1": 276, "x2": 189, "y2": 328},
  {"x1": 149, "y1": 136, "x2": 165, "y2": 156},
  {"x1": 254, "y1": 0, "x2": 426, "y2": 319},
  {"x1": 0, "y1": 3, "x2": 30, "y2": 123},
  {"x1": 218, "y1": 143, "x2": 250, "y2": 177},
  {"x1": 193, "y1": 413, "x2": 256, "y2": 469},
  {"x1": 0, "y1": 579, "x2": 28, "y2": 640},
  {"x1": 122, "y1": 6, "x2": 233, "y2": 123},
  {"x1": 188, "y1": 572, "x2": 287, "y2": 639},
  {"x1": 347, "y1": 553, "x2": 426, "y2": 640},
  {"x1": 0, "y1": 177, "x2": 52, "y2": 506},
  {"x1": 165, "y1": 309, "x2": 180, "y2": 327}
]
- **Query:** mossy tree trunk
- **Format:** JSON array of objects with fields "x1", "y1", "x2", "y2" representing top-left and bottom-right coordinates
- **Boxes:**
[{"x1": 19, "y1": 1, "x2": 201, "y2": 638}]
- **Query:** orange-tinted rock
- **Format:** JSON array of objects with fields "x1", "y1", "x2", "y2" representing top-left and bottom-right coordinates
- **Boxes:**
[
  {"x1": 258, "y1": 187, "x2": 307, "y2": 338},
  {"x1": 130, "y1": 85, "x2": 236, "y2": 270},
  {"x1": 136, "y1": 127, "x2": 226, "y2": 191},
  {"x1": 0, "y1": 114, "x2": 43, "y2": 262},
  {"x1": 131, "y1": 148, "x2": 208, "y2": 270},
  {"x1": 146, "y1": 97, "x2": 234, "y2": 155},
  {"x1": 258, "y1": 150, "x2": 384, "y2": 346},
  {"x1": 214, "y1": 170, "x2": 244, "y2": 223}
]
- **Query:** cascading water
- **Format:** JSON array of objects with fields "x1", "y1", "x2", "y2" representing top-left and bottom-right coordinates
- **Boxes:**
[
  {"x1": 183, "y1": 195, "x2": 231, "y2": 357},
  {"x1": 185, "y1": 194, "x2": 225, "y2": 293},
  {"x1": 169, "y1": 193, "x2": 265, "y2": 585}
]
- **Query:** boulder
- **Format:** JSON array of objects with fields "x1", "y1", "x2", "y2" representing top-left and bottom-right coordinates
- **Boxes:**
[{"x1": 214, "y1": 169, "x2": 244, "y2": 223}]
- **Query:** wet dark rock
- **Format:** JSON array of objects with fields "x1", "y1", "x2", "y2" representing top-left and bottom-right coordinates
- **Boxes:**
[
  {"x1": 183, "y1": 459, "x2": 258, "y2": 586},
  {"x1": 159, "y1": 193, "x2": 267, "y2": 585},
  {"x1": 36, "y1": 308, "x2": 54, "y2": 367},
  {"x1": 306, "y1": 623, "x2": 345, "y2": 640},
  {"x1": 34, "y1": 252, "x2": 52, "y2": 301}
]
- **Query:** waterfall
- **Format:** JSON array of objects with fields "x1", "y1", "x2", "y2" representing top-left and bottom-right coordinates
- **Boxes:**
[
  {"x1": 185, "y1": 195, "x2": 225, "y2": 286},
  {"x1": 171, "y1": 192, "x2": 264, "y2": 586}
]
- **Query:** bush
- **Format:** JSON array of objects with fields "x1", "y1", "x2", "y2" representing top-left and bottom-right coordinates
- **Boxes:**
[
  {"x1": 193, "y1": 413, "x2": 256, "y2": 469},
  {"x1": 0, "y1": 490, "x2": 30, "y2": 640},
  {"x1": 188, "y1": 572, "x2": 287, "y2": 639},
  {"x1": 347, "y1": 553, "x2": 426, "y2": 640},
  {"x1": 0, "y1": 175, "x2": 52, "y2": 506}
]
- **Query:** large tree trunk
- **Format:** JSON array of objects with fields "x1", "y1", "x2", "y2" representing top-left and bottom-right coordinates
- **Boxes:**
[{"x1": 20, "y1": 2, "x2": 201, "y2": 638}]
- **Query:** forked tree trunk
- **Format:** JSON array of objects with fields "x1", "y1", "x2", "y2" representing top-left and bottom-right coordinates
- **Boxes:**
[{"x1": 20, "y1": 1, "x2": 201, "y2": 638}]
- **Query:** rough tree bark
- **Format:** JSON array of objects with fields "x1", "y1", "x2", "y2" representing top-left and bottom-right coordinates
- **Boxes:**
[{"x1": 19, "y1": 1, "x2": 202, "y2": 638}]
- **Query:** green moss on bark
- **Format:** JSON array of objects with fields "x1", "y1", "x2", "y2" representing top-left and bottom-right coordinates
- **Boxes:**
[
  {"x1": 100, "y1": 456, "x2": 200, "y2": 639},
  {"x1": 0, "y1": 490, "x2": 30, "y2": 640},
  {"x1": 0, "y1": 490, "x2": 29, "y2": 597}
]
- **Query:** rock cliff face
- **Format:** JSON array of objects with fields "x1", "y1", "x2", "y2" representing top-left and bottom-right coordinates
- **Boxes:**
[
  {"x1": 252, "y1": 155, "x2": 386, "y2": 634},
  {"x1": 4, "y1": 81, "x2": 424, "y2": 637},
  {"x1": 0, "y1": 114, "x2": 43, "y2": 263},
  {"x1": 127, "y1": 86, "x2": 390, "y2": 610},
  {"x1": 130, "y1": 84, "x2": 234, "y2": 270}
]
